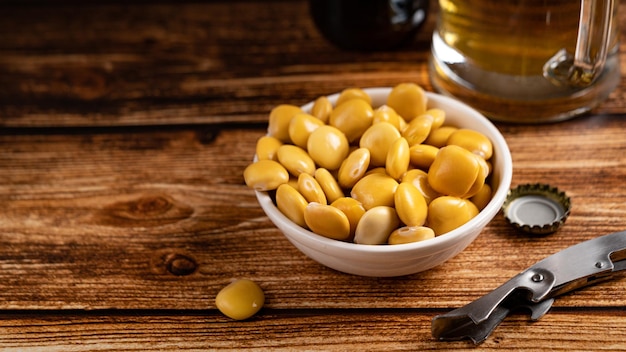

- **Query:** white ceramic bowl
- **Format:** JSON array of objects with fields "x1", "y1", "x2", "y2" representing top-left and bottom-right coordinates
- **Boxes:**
[{"x1": 255, "y1": 87, "x2": 513, "y2": 277}]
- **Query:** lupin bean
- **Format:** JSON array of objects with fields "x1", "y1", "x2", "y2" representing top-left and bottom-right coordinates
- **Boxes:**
[
  {"x1": 427, "y1": 196, "x2": 479, "y2": 236},
  {"x1": 388, "y1": 226, "x2": 435, "y2": 245},
  {"x1": 394, "y1": 182, "x2": 428, "y2": 227},
  {"x1": 276, "y1": 184, "x2": 309, "y2": 228},
  {"x1": 286, "y1": 177, "x2": 299, "y2": 189},
  {"x1": 304, "y1": 202, "x2": 351, "y2": 241},
  {"x1": 471, "y1": 183, "x2": 492, "y2": 211},
  {"x1": 402, "y1": 169, "x2": 440, "y2": 204},
  {"x1": 215, "y1": 279, "x2": 265, "y2": 320},
  {"x1": 446, "y1": 128, "x2": 493, "y2": 160},
  {"x1": 425, "y1": 126, "x2": 457, "y2": 147},
  {"x1": 354, "y1": 206, "x2": 400, "y2": 245},
  {"x1": 351, "y1": 173, "x2": 399, "y2": 210},
  {"x1": 359, "y1": 122, "x2": 401, "y2": 167},
  {"x1": 409, "y1": 144, "x2": 439, "y2": 170},
  {"x1": 386, "y1": 83, "x2": 427, "y2": 121},
  {"x1": 314, "y1": 168, "x2": 344, "y2": 204},
  {"x1": 329, "y1": 98, "x2": 374, "y2": 142},
  {"x1": 307, "y1": 125, "x2": 350, "y2": 170},
  {"x1": 243, "y1": 160, "x2": 289, "y2": 191},
  {"x1": 268, "y1": 104, "x2": 303, "y2": 143},
  {"x1": 427, "y1": 145, "x2": 482, "y2": 197},
  {"x1": 255, "y1": 136, "x2": 283, "y2": 161},
  {"x1": 331, "y1": 197, "x2": 366, "y2": 237},
  {"x1": 277, "y1": 144, "x2": 316, "y2": 177},
  {"x1": 335, "y1": 87, "x2": 372, "y2": 107},
  {"x1": 385, "y1": 137, "x2": 410, "y2": 181},
  {"x1": 425, "y1": 108, "x2": 446, "y2": 130},
  {"x1": 373, "y1": 105, "x2": 404, "y2": 130},
  {"x1": 402, "y1": 113, "x2": 434, "y2": 146},
  {"x1": 365, "y1": 167, "x2": 388, "y2": 176},
  {"x1": 338, "y1": 147, "x2": 371, "y2": 188},
  {"x1": 311, "y1": 96, "x2": 332, "y2": 123},
  {"x1": 288, "y1": 113, "x2": 325, "y2": 149},
  {"x1": 464, "y1": 156, "x2": 489, "y2": 199},
  {"x1": 298, "y1": 173, "x2": 327, "y2": 204}
]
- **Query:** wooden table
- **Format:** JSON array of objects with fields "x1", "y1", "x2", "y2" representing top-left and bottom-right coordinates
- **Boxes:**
[{"x1": 1, "y1": 1, "x2": 625, "y2": 350}]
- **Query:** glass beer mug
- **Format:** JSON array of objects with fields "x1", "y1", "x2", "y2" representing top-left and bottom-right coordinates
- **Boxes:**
[{"x1": 429, "y1": 0, "x2": 620, "y2": 123}]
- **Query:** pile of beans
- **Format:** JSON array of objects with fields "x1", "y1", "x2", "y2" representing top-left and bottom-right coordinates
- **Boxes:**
[{"x1": 244, "y1": 83, "x2": 494, "y2": 245}]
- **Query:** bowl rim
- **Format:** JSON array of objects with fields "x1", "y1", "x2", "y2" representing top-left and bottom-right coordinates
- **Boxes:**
[{"x1": 255, "y1": 87, "x2": 513, "y2": 254}]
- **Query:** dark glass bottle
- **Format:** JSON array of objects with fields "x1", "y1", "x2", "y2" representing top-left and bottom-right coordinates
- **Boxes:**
[{"x1": 309, "y1": 0, "x2": 429, "y2": 51}]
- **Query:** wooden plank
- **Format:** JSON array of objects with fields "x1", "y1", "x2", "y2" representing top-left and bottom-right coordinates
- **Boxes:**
[
  {"x1": 0, "y1": 309, "x2": 625, "y2": 350},
  {"x1": 0, "y1": 1, "x2": 624, "y2": 127},
  {"x1": 0, "y1": 1, "x2": 434, "y2": 127},
  {"x1": 1, "y1": 120, "x2": 626, "y2": 310}
]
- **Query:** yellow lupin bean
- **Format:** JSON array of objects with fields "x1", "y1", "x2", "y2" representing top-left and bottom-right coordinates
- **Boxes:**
[
  {"x1": 471, "y1": 183, "x2": 492, "y2": 211},
  {"x1": 331, "y1": 197, "x2": 366, "y2": 237},
  {"x1": 277, "y1": 144, "x2": 316, "y2": 177},
  {"x1": 386, "y1": 83, "x2": 427, "y2": 121},
  {"x1": 329, "y1": 99, "x2": 374, "y2": 142},
  {"x1": 398, "y1": 117, "x2": 407, "y2": 131},
  {"x1": 314, "y1": 168, "x2": 344, "y2": 203},
  {"x1": 373, "y1": 105, "x2": 403, "y2": 130},
  {"x1": 304, "y1": 202, "x2": 351, "y2": 241},
  {"x1": 338, "y1": 147, "x2": 371, "y2": 188},
  {"x1": 216, "y1": 279, "x2": 265, "y2": 320},
  {"x1": 243, "y1": 159, "x2": 289, "y2": 191},
  {"x1": 388, "y1": 226, "x2": 435, "y2": 245},
  {"x1": 350, "y1": 173, "x2": 399, "y2": 210},
  {"x1": 311, "y1": 96, "x2": 332, "y2": 123},
  {"x1": 402, "y1": 113, "x2": 434, "y2": 146},
  {"x1": 402, "y1": 169, "x2": 440, "y2": 204},
  {"x1": 276, "y1": 184, "x2": 309, "y2": 228},
  {"x1": 427, "y1": 196, "x2": 479, "y2": 236},
  {"x1": 385, "y1": 137, "x2": 410, "y2": 180},
  {"x1": 298, "y1": 173, "x2": 327, "y2": 204},
  {"x1": 288, "y1": 113, "x2": 325, "y2": 149},
  {"x1": 286, "y1": 177, "x2": 299, "y2": 189},
  {"x1": 425, "y1": 126, "x2": 458, "y2": 147},
  {"x1": 335, "y1": 87, "x2": 372, "y2": 107},
  {"x1": 268, "y1": 104, "x2": 303, "y2": 143},
  {"x1": 409, "y1": 144, "x2": 439, "y2": 170},
  {"x1": 463, "y1": 156, "x2": 489, "y2": 198},
  {"x1": 427, "y1": 145, "x2": 481, "y2": 197},
  {"x1": 365, "y1": 167, "x2": 387, "y2": 176},
  {"x1": 359, "y1": 122, "x2": 401, "y2": 167},
  {"x1": 394, "y1": 182, "x2": 428, "y2": 227},
  {"x1": 425, "y1": 108, "x2": 446, "y2": 129},
  {"x1": 307, "y1": 125, "x2": 350, "y2": 170},
  {"x1": 446, "y1": 128, "x2": 494, "y2": 160},
  {"x1": 354, "y1": 206, "x2": 400, "y2": 245},
  {"x1": 255, "y1": 135, "x2": 283, "y2": 161}
]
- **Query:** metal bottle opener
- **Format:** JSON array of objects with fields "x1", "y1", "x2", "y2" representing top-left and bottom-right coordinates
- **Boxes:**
[{"x1": 432, "y1": 230, "x2": 626, "y2": 344}]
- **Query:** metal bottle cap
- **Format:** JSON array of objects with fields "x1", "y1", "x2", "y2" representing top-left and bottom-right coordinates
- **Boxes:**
[{"x1": 502, "y1": 183, "x2": 571, "y2": 235}]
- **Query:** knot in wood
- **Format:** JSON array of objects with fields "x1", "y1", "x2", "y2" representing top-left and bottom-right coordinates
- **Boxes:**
[
  {"x1": 129, "y1": 195, "x2": 173, "y2": 217},
  {"x1": 164, "y1": 252, "x2": 198, "y2": 276},
  {"x1": 97, "y1": 193, "x2": 194, "y2": 227},
  {"x1": 62, "y1": 67, "x2": 109, "y2": 100}
]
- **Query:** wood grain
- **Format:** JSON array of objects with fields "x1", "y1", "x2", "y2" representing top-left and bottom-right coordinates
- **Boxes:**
[
  {"x1": 1, "y1": 0, "x2": 626, "y2": 350},
  {"x1": 2, "y1": 123, "x2": 626, "y2": 311},
  {"x1": 0, "y1": 309, "x2": 624, "y2": 351},
  {"x1": 0, "y1": 1, "x2": 624, "y2": 127}
]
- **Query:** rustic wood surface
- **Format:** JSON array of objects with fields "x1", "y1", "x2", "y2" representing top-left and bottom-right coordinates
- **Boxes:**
[{"x1": 1, "y1": 0, "x2": 626, "y2": 350}]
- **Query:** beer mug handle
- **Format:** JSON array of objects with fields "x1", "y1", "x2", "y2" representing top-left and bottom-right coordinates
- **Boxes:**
[{"x1": 543, "y1": 0, "x2": 615, "y2": 87}]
